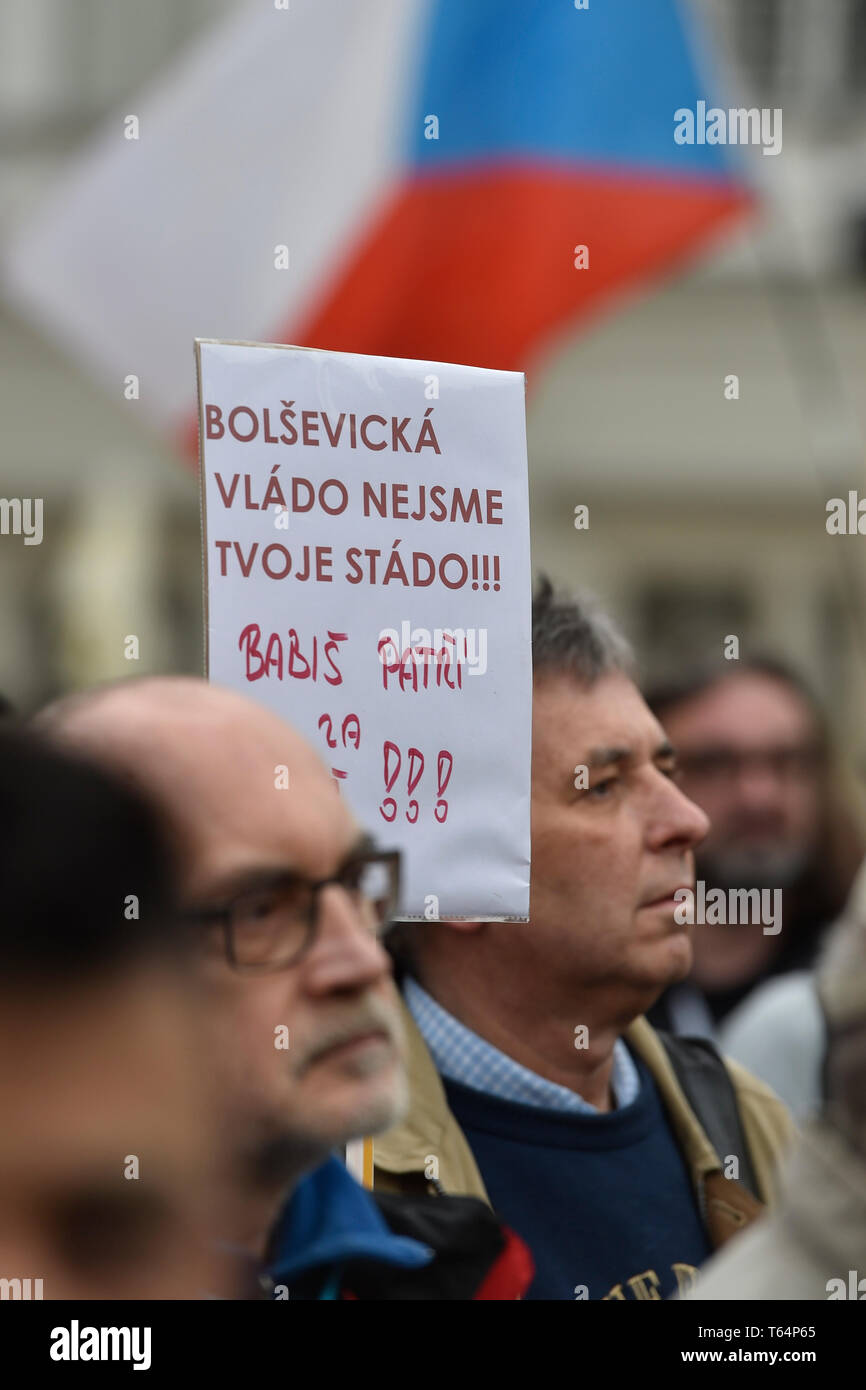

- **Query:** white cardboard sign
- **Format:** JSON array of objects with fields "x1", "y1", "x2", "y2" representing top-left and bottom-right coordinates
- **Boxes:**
[{"x1": 197, "y1": 340, "x2": 531, "y2": 919}]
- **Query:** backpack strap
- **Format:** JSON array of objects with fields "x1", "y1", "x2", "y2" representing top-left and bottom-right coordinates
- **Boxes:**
[{"x1": 658, "y1": 1031, "x2": 761, "y2": 1201}]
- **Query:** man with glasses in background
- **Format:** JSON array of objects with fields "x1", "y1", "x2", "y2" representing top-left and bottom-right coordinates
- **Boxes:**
[
  {"x1": 35, "y1": 677, "x2": 531, "y2": 1300},
  {"x1": 646, "y1": 658, "x2": 863, "y2": 1119}
]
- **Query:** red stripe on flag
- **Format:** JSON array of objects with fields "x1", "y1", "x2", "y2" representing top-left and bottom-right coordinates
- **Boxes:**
[
  {"x1": 290, "y1": 164, "x2": 751, "y2": 373},
  {"x1": 180, "y1": 164, "x2": 750, "y2": 465}
]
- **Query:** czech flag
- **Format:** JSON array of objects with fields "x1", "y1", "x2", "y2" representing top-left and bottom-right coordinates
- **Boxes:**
[{"x1": 3, "y1": 0, "x2": 749, "y2": 447}]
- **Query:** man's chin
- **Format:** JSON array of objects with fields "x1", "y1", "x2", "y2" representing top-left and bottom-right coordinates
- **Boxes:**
[
  {"x1": 350, "y1": 1064, "x2": 410, "y2": 1138},
  {"x1": 306, "y1": 1067, "x2": 409, "y2": 1151},
  {"x1": 665, "y1": 933, "x2": 694, "y2": 983},
  {"x1": 628, "y1": 932, "x2": 693, "y2": 1002}
]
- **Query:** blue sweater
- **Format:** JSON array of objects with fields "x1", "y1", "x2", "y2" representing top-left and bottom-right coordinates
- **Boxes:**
[{"x1": 443, "y1": 1053, "x2": 711, "y2": 1300}]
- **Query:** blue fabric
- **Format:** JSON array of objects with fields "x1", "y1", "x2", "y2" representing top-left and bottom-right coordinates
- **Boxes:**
[
  {"x1": 443, "y1": 1054, "x2": 712, "y2": 1301},
  {"x1": 266, "y1": 1155, "x2": 433, "y2": 1291},
  {"x1": 316, "y1": 1265, "x2": 343, "y2": 1301},
  {"x1": 405, "y1": 975, "x2": 640, "y2": 1113},
  {"x1": 407, "y1": 0, "x2": 740, "y2": 179}
]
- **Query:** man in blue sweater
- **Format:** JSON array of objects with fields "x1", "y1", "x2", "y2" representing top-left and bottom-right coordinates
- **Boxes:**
[{"x1": 376, "y1": 579, "x2": 794, "y2": 1299}]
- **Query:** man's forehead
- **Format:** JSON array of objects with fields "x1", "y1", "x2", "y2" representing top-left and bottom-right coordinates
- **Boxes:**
[
  {"x1": 183, "y1": 816, "x2": 365, "y2": 901},
  {"x1": 665, "y1": 675, "x2": 816, "y2": 746},
  {"x1": 532, "y1": 672, "x2": 660, "y2": 753},
  {"x1": 174, "y1": 780, "x2": 361, "y2": 896}
]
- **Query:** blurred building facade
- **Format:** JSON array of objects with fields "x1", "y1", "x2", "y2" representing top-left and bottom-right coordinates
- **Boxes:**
[{"x1": 0, "y1": 0, "x2": 865, "y2": 813}]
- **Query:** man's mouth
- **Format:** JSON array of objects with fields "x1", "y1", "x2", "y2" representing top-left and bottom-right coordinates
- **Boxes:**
[
  {"x1": 307, "y1": 1028, "x2": 391, "y2": 1067},
  {"x1": 640, "y1": 886, "x2": 692, "y2": 909}
]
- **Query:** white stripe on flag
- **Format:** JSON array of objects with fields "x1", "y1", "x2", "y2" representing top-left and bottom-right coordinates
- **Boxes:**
[{"x1": 3, "y1": 0, "x2": 429, "y2": 428}]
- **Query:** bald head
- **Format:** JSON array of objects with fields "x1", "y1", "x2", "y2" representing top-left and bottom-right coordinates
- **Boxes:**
[{"x1": 37, "y1": 677, "x2": 359, "y2": 901}]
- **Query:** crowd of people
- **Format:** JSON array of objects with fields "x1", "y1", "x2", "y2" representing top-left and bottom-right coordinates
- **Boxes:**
[{"x1": 2, "y1": 579, "x2": 864, "y2": 1300}]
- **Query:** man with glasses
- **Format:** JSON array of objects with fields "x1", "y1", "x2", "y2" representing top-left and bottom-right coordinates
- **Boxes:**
[
  {"x1": 646, "y1": 658, "x2": 862, "y2": 1050},
  {"x1": 36, "y1": 677, "x2": 531, "y2": 1300}
]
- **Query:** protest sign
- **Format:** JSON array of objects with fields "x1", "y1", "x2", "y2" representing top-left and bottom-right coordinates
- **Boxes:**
[{"x1": 197, "y1": 340, "x2": 531, "y2": 919}]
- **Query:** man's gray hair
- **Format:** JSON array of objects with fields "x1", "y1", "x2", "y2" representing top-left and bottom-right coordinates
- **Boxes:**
[{"x1": 532, "y1": 575, "x2": 634, "y2": 685}]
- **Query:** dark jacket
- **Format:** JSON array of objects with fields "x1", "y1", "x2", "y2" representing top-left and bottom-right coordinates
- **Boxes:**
[{"x1": 261, "y1": 1154, "x2": 532, "y2": 1300}]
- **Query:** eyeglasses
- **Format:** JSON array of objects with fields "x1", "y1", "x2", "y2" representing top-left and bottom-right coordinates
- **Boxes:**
[
  {"x1": 185, "y1": 848, "x2": 401, "y2": 973},
  {"x1": 676, "y1": 745, "x2": 823, "y2": 786}
]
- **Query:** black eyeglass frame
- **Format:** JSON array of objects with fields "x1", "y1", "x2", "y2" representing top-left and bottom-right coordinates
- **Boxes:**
[{"x1": 184, "y1": 847, "x2": 402, "y2": 974}]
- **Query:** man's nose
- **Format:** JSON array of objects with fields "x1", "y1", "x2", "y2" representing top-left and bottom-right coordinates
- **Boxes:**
[
  {"x1": 648, "y1": 772, "x2": 711, "y2": 851},
  {"x1": 734, "y1": 760, "x2": 785, "y2": 812},
  {"x1": 300, "y1": 885, "x2": 393, "y2": 994}
]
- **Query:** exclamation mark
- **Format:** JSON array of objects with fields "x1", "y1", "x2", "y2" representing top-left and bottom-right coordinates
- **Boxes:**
[
  {"x1": 482, "y1": 555, "x2": 489, "y2": 591},
  {"x1": 492, "y1": 556, "x2": 500, "y2": 591},
  {"x1": 471, "y1": 555, "x2": 479, "y2": 590},
  {"x1": 434, "y1": 750, "x2": 454, "y2": 824}
]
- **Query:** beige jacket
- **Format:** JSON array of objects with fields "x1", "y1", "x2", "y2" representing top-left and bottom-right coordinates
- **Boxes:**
[
  {"x1": 375, "y1": 1002, "x2": 794, "y2": 1251},
  {"x1": 686, "y1": 1119, "x2": 866, "y2": 1299}
]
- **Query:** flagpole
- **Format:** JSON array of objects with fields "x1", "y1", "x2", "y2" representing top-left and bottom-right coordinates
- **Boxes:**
[{"x1": 345, "y1": 1137, "x2": 374, "y2": 1188}]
